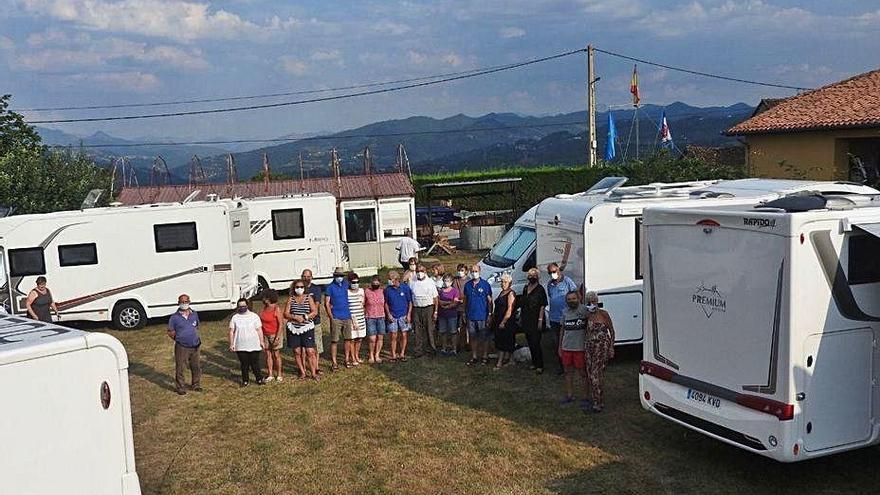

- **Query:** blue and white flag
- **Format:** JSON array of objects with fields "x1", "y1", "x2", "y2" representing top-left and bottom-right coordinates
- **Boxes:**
[
  {"x1": 604, "y1": 111, "x2": 617, "y2": 161},
  {"x1": 658, "y1": 110, "x2": 673, "y2": 149}
]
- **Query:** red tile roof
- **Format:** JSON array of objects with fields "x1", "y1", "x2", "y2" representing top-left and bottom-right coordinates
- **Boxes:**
[
  {"x1": 726, "y1": 69, "x2": 880, "y2": 135},
  {"x1": 116, "y1": 172, "x2": 414, "y2": 205}
]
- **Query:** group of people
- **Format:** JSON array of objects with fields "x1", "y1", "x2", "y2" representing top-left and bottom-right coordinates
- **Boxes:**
[{"x1": 167, "y1": 260, "x2": 615, "y2": 412}]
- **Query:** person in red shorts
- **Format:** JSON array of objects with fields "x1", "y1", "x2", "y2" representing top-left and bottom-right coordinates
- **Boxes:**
[{"x1": 559, "y1": 290, "x2": 591, "y2": 411}]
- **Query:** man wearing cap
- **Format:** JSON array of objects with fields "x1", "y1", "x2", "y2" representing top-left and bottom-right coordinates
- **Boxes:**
[
  {"x1": 167, "y1": 294, "x2": 202, "y2": 395},
  {"x1": 324, "y1": 267, "x2": 352, "y2": 371}
]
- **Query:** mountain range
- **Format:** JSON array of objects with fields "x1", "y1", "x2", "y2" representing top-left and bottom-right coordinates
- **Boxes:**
[{"x1": 37, "y1": 101, "x2": 755, "y2": 183}]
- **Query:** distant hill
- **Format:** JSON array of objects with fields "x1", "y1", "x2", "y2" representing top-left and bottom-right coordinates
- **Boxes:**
[{"x1": 36, "y1": 101, "x2": 754, "y2": 183}]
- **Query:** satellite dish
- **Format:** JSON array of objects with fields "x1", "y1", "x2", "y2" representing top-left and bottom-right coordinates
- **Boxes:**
[{"x1": 81, "y1": 189, "x2": 104, "y2": 209}]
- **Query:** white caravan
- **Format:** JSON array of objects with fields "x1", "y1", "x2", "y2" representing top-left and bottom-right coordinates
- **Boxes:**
[
  {"x1": 534, "y1": 177, "x2": 878, "y2": 345},
  {"x1": 640, "y1": 193, "x2": 880, "y2": 462},
  {"x1": 0, "y1": 199, "x2": 257, "y2": 329},
  {"x1": 243, "y1": 193, "x2": 342, "y2": 291},
  {"x1": 0, "y1": 316, "x2": 141, "y2": 494}
]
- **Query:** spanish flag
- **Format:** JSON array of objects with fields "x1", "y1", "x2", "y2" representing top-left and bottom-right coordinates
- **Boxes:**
[{"x1": 630, "y1": 64, "x2": 640, "y2": 107}]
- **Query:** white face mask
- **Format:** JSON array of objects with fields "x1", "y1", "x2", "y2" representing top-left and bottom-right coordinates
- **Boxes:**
[
  {"x1": 417, "y1": 272, "x2": 426, "y2": 280},
  {"x1": 470, "y1": 271, "x2": 480, "y2": 280},
  {"x1": 443, "y1": 279, "x2": 452, "y2": 288},
  {"x1": 409, "y1": 264, "x2": 416, "y2": 271},
  {"x1": 458, "y1": 271, "x2": 466, "y2": 278},
  {"x1": 179, "y1": 303, "x2": 190, "y2": 311},
  {"x1": 550, "y1": 272, "x2": 560, "y2": 281},
  {"x1": 334, "y1": 276, "x2": 344, "y2": 284},
  {"x1": 586, "y1": 303, "x2": 598, "y2": 312},
  {"x1": 294, "y1": 287, "x2": 305, "y2": 295}
]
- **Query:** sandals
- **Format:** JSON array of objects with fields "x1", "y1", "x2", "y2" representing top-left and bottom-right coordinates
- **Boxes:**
[
  {"x1": 330, "y1": 364, "x2": 340, "y2": 372},
  {"x1": 399, "y1": 356, "x2": 409, "y2": 362},
  {"x1": 466, "y1": 358, "x2": 479, "y2": 366},
  {"x1": 480, "y1": 358, "x2": 489, "y2": 366}
]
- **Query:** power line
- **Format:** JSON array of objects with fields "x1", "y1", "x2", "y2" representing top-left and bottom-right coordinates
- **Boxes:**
[
  {"x1": 16, "y1": 65, "x2": 516, "y2": 112},
  {"x1": 594, "y1": 47, "x2": 813, "y2": 91},
  {"x1": 62, "y1": 121, "x2": 587, "y2": 149},
  {"x1": 28, "y1": 48, "x2": 587, "y2": 124}
]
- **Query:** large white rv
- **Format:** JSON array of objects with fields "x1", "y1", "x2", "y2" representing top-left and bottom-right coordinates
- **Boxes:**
[
  {"x1": 640, "y1": 193, "x2": 880, "y2": 462},
  {"x1": 534, "y1": 177, "x2": 878, "y2": 345},
  {"x1": 0, "y1": 199, "x2": 257, "y2": 329},
  {"x1": 243, "y1": 193, "x2": 342, "y2": 291},
  {"x1": 0, "y1": 315, "x2": 141, "y2": 494}
]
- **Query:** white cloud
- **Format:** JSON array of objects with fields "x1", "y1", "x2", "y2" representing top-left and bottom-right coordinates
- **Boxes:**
[
  {"x1": 65, "y1": 71, "x2": 161, "y2": 93},
  {"x1": 280, "y1": 55, "x2": 309, "y2": 76},
  {"x1": 19, "y1": 0, "x2": 308, "y2": 42},
  {"x1": 442, "y1": 53, "x2": 463, "y2": 67},
  {"x1": 0, "y1": 36, "x2": 14, "y2": 51},
  {"x1": 499, "y1": 26, "x2": 525, "y2": 39},
  {"x1": 407, "y1": 50, "x2": 427, "y2": 65},
  {"x1": 13, "y1": 35, "x2": 209, "y2": 71},
  {"x1": 370, "y1": 20, "x2": 411, "y2": 35},
  {"x1": 311, "y1": 49, "x2": 341, "y2": 61}
]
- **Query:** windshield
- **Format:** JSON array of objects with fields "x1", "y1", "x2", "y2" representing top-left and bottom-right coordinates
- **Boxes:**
[{"x1": 484, "y1": 226, "x2": 536, "y2": 268}]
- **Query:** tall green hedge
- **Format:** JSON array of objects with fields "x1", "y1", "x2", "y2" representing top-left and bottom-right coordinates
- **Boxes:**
[{"x1": 413, "y1": 152, "x2": 747, "y2": 211}]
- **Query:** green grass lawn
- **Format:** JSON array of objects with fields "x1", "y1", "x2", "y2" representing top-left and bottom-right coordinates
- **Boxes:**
[{"x1": 102, "y1": 254, "x2": 880, "y2": 494}]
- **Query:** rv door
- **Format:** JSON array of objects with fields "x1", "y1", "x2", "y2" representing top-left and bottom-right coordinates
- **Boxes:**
[{"x1": 0, "y1": 248, "x2": 10, "y2": 314}]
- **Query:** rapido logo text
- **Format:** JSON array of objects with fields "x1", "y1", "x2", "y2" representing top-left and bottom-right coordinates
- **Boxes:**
[{"x1": 743, "y1": 217, "x2": 777, "y2": 229}]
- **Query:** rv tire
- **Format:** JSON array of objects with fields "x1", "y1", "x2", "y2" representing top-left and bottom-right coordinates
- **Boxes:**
[
  {"x1": 113, "y1": 301, "x2": 147, "y2": 330},
  {"x1": 257, "y1": 277, "x2": 270, "y2": 297}
]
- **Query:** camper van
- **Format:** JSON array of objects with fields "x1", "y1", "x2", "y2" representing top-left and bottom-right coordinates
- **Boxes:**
[
  {"x1": 0, "y1": 200, "x2": 257, "y2": 330},
  {"x1": 243, "y1": 193, "x2": 342, "y2": 291},
  {"x1": 0, "y1": 316, "x2": 141, "y2": 494},
  {"x1": 478, "y1": 204, "x2": 538, "y2": 294},
  {"x1": 534, "y1": 177, "x2": 879, "y2": 345},
  {"x1": 639, "y1": 193, "x2": 880, "y2": 462}
]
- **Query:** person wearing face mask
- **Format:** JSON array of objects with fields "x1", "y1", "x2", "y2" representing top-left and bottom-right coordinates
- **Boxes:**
[
  {"x1": 229, "y1": 298, "x2": 267, "y2": 387},
  {"x1": 520, "y1": 267, "x2": 548, "y2": 374},
  {"x1": 403, "y1": 257, "x2": 418, "y2": 285},
  {"x1": 452, "y1": 263, "x2": 469, "y2": 352},
  {"x1": 384, "y1": 271, "x2": 413, "y2": 361},
  {"x1": 410, "y1": 264, "x2": 439, "y2": 358},
  {"x1": 584, "y1": 291, "x2": 615, "y2": 413},
  {"x1": 301, "y1": 269, "x2": 324, "y2": 362},
  {"x1": 346, "y1": 272, "x2": 367, "y2": 367},
  {"x1": 285, "y1": 280, "x2": 319, "y2": 380},
  {"x1": 167, "y1": 294, "x2": 202, "y2": 395},
  {"x1": 492, "y1": 273, "x2": 517, "y2": 369},
  {"x1": 324, "y1": 267, "x2": 352, "y2": 372},
  {"x1": 395, "y1": 228, "x2": 423, "y2": 271},
  {"x1": 364, "y1": 275, "x2": 387, "y2": 363},
  {"x1": 431, "y1": 263, "x2": 446, "y2": 289},
  {"x1": 546, "y1": 262, "x2": 578, "y2": 375},
  {"x1": 559, "y1": 291, "x2": 590, "y2": 410},
  {"x1": 437, "y1": 274, "x2": 461, "y2": 356},
  {"x1": 463, "y1": 264, "x2": 493, "y2": 366}
]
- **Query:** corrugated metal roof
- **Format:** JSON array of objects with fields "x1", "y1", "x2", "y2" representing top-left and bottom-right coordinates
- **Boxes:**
[
  {"x1": 116, "y1": 172, "x2": 414, "y2": 205},
  {"x1": 727, "y1": 69, "x2": 880, "y2": 135}
]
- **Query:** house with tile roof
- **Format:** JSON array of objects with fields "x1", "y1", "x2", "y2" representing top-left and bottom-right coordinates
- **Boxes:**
[{"x1": 726, "y1": 69, "x2": 880, "y2": 181}]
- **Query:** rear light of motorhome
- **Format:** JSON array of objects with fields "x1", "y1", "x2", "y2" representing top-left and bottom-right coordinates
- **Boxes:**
[
  {"x1": 639, "y1": 361, "x2": 675, "y2": 381},
  {"x1": 735, "y1": 395, "x2": 794, "y2": 421},
  {"x1": 100, "y1": 381, "x2": 111, "y2": 410},
  {"x1": 644, "y1": 391, "x2": 651, "y2": 401},
  {"x1": 696, "y1": 219, "x2": 720, "y2": 227}
]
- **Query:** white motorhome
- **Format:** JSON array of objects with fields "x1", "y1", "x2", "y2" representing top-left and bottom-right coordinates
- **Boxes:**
[
  {"x1": 640, "y1": 192, "x2": 880, "y2": 462},
  {"x1": 535, "y1": 177, "x2": 878, "y2": 345},
  {"x1": 243, "y1": 193, "x2": 342, "y2": 291},
  {"x1": 0, "y1": 315, "x2": 141, "y2": 494},
  {"x1": 0, "y1": 199, "x2": 257, "y2": 329},
  {"x1": 478, "y1": 204, "x2": 538, "y2": 294}
]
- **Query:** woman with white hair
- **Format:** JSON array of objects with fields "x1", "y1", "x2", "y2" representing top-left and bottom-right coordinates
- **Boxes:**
[
  {"x1": 491, "y1": 273, "x2": 517, "y2": 369},
  {"x1": 584, "y1": 290, "x2": 615, "y2": 412},
  {"x1": 519, "y1": 267, "x2": 548, "y2": 374}
]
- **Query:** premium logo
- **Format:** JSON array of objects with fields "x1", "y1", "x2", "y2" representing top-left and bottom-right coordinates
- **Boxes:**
[
  {"x1": 692, "y1": 283, "x2": 727, "y2": 318},
  {"x1": 743, "y1": 217, "x2": 777, "y2": 228}
]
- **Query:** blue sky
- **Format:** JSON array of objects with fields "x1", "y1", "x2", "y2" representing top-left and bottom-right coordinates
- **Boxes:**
[{"x1": 1, "y1": 0, "x2": 877, "y2": 140}]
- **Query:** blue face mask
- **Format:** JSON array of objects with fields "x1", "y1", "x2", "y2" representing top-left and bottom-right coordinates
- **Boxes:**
[{"x1": 237, "y1": 306, "x2": 248, "y2": 314}]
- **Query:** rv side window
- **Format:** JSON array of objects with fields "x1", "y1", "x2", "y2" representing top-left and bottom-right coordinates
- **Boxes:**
[
  {"x1": 58, "y1": 243, "x2": 98, "y2": 267},
  {"x1": 271, "y1": 208, "x2": 305, "y2": 240},
  {"x1": 9, "y1": 247, "x2": 46, "y2": 277},
  {"x1": 634, "y1": 218, "x2": 644, "y2": 280},
  {"x1": 154, "y1": 222, "x2": 199, "y2": 252},
  {"x1": 848, "y1": 234, "x2": 880, "y2": 285},
  {"x1": 344, "y1": 208, "x2": 377, "y2": 243},
  {"x1": 380, "y1": 201, "x2": 412, "y2": 239}
]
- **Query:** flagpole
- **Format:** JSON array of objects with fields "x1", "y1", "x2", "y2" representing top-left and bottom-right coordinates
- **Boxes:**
[{"x1": 587, "y1": 44, "x2": 597, "y2": 168}]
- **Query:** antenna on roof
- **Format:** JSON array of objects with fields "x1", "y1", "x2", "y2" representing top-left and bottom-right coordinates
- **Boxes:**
[
  {"x1": 396, "y1": 144, "x2": 412, "y2": 182},
  {"x1": 330, "y1": 148, "x2": 342, "y2": 198},
  {"x1": 298, "y1": 152, "x2": 305, "y2": 194},
  {"x1": 363, "y1": 146, "x2": 373, "y2": 175},
  {"x1": 81, "y1": 189, "x2": 104, "y2": 210},
  {"x1": 189, "y1": 155, "x2": 206, "y2": 188},
  {"x1": 151, "y1": 155, "x2": 171, "y2": 188},
  {"x1": 261, "y1": 153, "x2": 269, "y2": 194},
  {"x1": 182, "y1": 190, "x2": 201, "y2": 204},
  {"x1": 226, "y1": 154, "x2": 238, "y2": 189}
]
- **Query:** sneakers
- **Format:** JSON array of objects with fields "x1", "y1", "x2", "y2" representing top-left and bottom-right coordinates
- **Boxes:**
[
  {"x1": 240, "y1": 381, "x2": 249, "y2": 388},
  {"x1": 265, "y1": 376, "x2": 275, "y2": 382},
  {"x1": 275, "y1": 376, "x2": 283, "y2": 383}
]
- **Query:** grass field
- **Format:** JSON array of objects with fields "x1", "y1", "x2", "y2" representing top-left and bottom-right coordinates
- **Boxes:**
[{"x1": 101, "y1": 252, "x2": 880, "y2": 495}]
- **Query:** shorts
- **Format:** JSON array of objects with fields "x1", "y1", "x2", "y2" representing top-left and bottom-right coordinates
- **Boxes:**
[
  {"x1": 366, "y1": 317, "x2": 387, "y2": 336},
  {"x1": 560, "y1": 350, "x2": 585, "y2": 369},
  {"x1": 264, "y1": 332, "x2": 283, "y2": 351},
  {"x1": 288, "y1": 329, "x2": 316, "y2": 349},
  {"x1": 438, "y1": 315, "x2": 459, "y2": 334},
  {"x1": 330, "y1": 318, "x2": 353, "y2": 343},
  {"x1": 467, "y1": 320, "x2": 491, "y2": 341},
  {"x1": 387, "y1": 316, "x2": 411, "y2": 333}
]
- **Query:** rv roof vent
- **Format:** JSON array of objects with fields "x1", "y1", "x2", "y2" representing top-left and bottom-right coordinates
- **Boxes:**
[
  {"x1": 206, "y1": 193, "x2": 219, "y2": 202},
  {"x1": 80, "y1": 189, "x2": 104, "y2": 210},
  {"x1": 109, "y1": 201, "x2": 123, "y2": 207},
  {"x1": 757, "y1": 194, "x2": 828, "y2": 212},
  {"x1": 690, "y1": 191, "x2": 735, "y2": 199}
]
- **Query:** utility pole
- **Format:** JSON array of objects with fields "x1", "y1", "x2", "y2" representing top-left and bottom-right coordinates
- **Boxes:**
[{"x1": 587, "y1": 44, "x2": 597, "y2": 168}]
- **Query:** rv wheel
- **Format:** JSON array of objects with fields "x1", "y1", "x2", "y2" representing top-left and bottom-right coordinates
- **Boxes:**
[
  {"x1": 113, "y1": 301, "x2": 147, "y2": 330},
  {"x1": 257, "y1": 277, "x2": 270, "y2": 296}
]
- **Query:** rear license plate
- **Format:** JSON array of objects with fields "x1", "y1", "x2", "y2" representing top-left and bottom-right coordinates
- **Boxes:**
[{"x1": 686, "y1": 388, "x2": 721, "y2": 409}]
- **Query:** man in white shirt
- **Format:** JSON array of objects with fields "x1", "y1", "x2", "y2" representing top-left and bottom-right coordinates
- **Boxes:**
[
  {"x1": 410, "y1": 264, "x2": 439, "y2": 357},
  {"x1": 395, "y1": 228, "x2": 423, "y2": 270}
]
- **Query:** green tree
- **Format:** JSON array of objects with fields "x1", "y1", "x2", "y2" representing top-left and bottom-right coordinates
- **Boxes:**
[
  {"x1": 0, "y1": 146, "x2": 110, "y2": 214},
  {"x1": 0, "y1": 94, "x2": 41, "y2": 155}
]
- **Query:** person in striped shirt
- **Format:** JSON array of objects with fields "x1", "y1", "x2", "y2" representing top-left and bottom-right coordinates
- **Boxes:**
[{"x1": 346, "y1": 272, "x2": 367, "y2": 368}]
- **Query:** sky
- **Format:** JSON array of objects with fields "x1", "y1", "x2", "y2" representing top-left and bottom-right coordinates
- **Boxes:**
[{"x1": 0, "y1": 0, "x2": 878, "y2": 140}]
